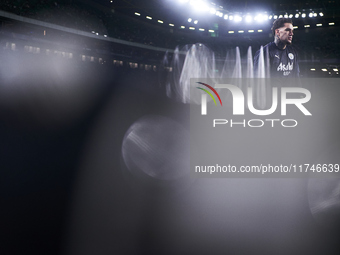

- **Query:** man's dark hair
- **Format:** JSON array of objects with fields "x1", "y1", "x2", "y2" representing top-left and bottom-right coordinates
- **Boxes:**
[{"x1": 271, "y1": 18, "x2": 293, "y2": 36}]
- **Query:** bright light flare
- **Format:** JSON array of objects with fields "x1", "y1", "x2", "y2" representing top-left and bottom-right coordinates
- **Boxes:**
[
  {"x1": 210, "y1": 8, "x2": 216, "y2": 14},
  {"x1": 234, "y1": 15, "x2": 242, "y2": 22},
  {"x1": 190, "y1": 0, "x2": 209, "y2": 12}
]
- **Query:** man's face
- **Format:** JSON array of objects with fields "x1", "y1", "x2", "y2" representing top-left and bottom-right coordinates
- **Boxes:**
[{"x1": 276, "y1": 23, "x2": 294, "y2": 45}]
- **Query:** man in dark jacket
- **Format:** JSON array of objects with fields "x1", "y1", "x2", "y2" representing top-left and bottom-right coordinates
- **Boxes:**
[{"x1": 254, "y1": 18, "x2": 300, "y2": 78}]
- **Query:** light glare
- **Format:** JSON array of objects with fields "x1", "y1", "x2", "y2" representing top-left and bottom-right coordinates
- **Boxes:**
[
  {"x1": 210, "y1": 8, "x2": 216, "y2": 14},
  {"x1": 245, "y1": 15, "x2": 252, "y2": 23},
  {"x1": 234, "y1": 15, "x2": 242, "y2": 22}
]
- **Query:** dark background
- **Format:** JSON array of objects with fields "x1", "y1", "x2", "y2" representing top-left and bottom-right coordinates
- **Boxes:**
[{"x1": 1, "y1": 1, "x2": 340, "y2": 254}]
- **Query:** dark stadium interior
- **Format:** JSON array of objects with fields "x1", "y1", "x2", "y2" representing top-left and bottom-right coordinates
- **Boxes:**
[{"x1": 1, "y1": 1, "x2": 340, "y2": 255}]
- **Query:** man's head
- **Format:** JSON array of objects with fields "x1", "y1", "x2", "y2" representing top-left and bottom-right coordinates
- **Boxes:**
[{"x1": 272, "y1": 18, "x2": 294, "y2": 45}]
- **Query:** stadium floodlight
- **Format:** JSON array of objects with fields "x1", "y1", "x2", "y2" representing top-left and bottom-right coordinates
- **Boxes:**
[
  {"x1": 228, "y1": 31, "x2": 234, "y2": 33},
  {"x1": 104, "y1": 35, "x2": 107, "y2": 37},
  {"x1": 309, "y1": 13, "x2": 313, "y2": 17},
  {"x1": 245, "y1": 15, "x2": 252, "y2": 23},
  {"x1": 190, "y1": 0, "x2": 209, "y2": 12},
  {"x1": 279, "y1": 15, "x2": 283, "y2": 18},
  {"x1": 263, "y1": 15, "x2": 268, "y2": 20},
  {"x1": 248, "y1": 30, "x2": 254, "y2": 33},
  {"x1": 258, "y1": 29, "x2": 263, "y2": 32},
  {"x1": 295, "y1": 14, "x2": 299, "y2": 18},
  {"x1": 333, "y1": 68, "x2": 339, "y2": 72},
  {"x1": 310, "y1": 68, "x2": 316, "y2": 71},
  {"x1": 257, "y1": 14, "x2": 264, "y2": 22},
  {"x1": 284, "y1": 14, "x2": 288, "y2": 18},
  {"x1": 302, "y1": 13, "x2": 306, "y2": 18},
  {"x1": 146, "y1": 16, "x2": 152, "y2": 20},
  {"x1": 135, "y1": 12, "x2": 141, "y2": 16},
  {"x1": 188, "y1": 18, "x2": 192, "y2": 22},
  {"x1": 224, "y1": 14, "x2": 228, "y2": 19},
  {"x1": 293, "y1": 26, "x2": 298, "y2": 29},
  {"x1": 229, "y1": 15, "x2": 234, "y2": 20},
  {"x1": 289, "y1": 14, "x2": 293, "y2": 18},
  {"x1": 218, "y1": 12, "x2": 223, "y2": 17},
  {"x1": 194, "y1": 20, "x2": 198, "y2": 24},
  {"x1": 169, "y1": 23, "x2": 174, "y2": 26},
  {"x1": 158, "y1": 20, "x2": 164, "y2": 23},
  {"x1": 180, "y1": 26, "x2": 185, "y2": 29},
  {"x1": 189, "y1": 27, "x2": 195, "y2": 30},
  {"x1": 322, "y1": 69, "x2": 327, "y2": 72},
  {"x1": 313, "y1": 13, "x2": 317, "y2": 17},
  {"x1": 304, "y1": 25, "x2": 310, "y2": 27},
  {"x1": 209, "y1": 30, "x2": 214, "y2": 32},
  {"x1": 210, "y1": 8, "x2": 216, "y2": 14},
  {"x1": 234, "y1": 15, "x2": 242, "y2": 22},
  {"x1": 329, "y1": 22, "x2": 335, "y2": 25},
  {"x1": 238, "y1": 30, "x2": 244, "y2": 33},
  {"x1": 274, "y1": 15, "x2": 278, "y2": 19},
  {"x1": 269, "y1": 15, "x2": 273, "y2": 19},
  {"x1": 199, "y1": 28, "x2": 205, "y2": 31},
  {"x1": 319, "y1": 12, "x2": 324, "y2": 17},
  {"x1": 316, "y1": 23, "x2": 322, "y2": 27}
]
